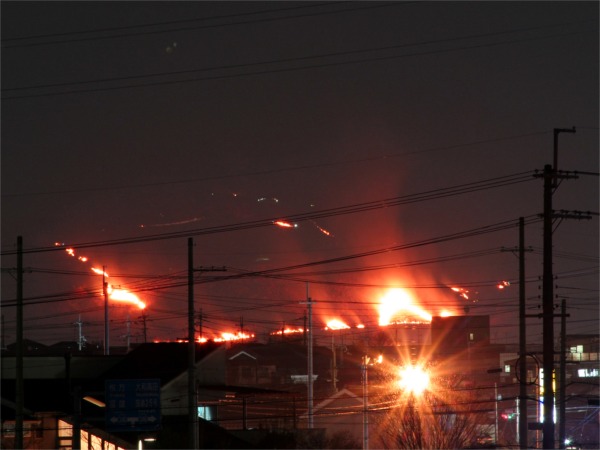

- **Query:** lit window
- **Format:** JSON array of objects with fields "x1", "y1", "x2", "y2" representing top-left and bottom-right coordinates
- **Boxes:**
[
  {"x1": 578, "y1": 368, "x2": 599, "y2": 378},
  {"x1": 505, "y1": 364, "x2": 511, "y2": 373},
  {"x1": 198, "y1": 405, "x2": 214, "y2": 421}
]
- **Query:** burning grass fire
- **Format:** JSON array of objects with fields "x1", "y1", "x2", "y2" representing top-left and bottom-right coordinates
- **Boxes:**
[
  {"x1": 378, "y1": 288, "x2": 432, "y2": 326},
  {"x1": 56, "y1": 243, "x2": 146, "y2": 310}
]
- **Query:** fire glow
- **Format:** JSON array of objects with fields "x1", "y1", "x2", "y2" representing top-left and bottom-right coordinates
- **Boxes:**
[
  {"x1": 274, "y1": 220, "x2": 297, "y2": 228},
  {"x1": 497, "y1": 280, "x2": 511, "y2": 289},
  {"x1": 213, "y1": 331, "x2": 254, "y2": 342},
  {"x1": 270, "y1": 327, "x2": 304, "y2": 336},
  {"x1": 57, "y1": 244, "x2": 146, "y2": 310},
  {"x1": 325, "y1": 319, "x2": 350, "y2": 330},
  {"x1": 451, "y1": 286, "x2": 470, "y2": 300},
  {"x1": 378, "y1": 288, "x2": 432, "y2": 326},
  {"x1": 312, "y1": 221, "x2": 333, "y2": 237}
]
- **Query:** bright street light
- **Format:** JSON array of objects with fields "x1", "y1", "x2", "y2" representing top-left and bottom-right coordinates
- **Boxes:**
[{"x1": 398, "y1": 365, "x2": 430, "y2": 395}]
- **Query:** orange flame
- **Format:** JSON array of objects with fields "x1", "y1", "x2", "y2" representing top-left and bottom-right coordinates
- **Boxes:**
[
  {"x1": 325, "y1": 319, "x2": 350, "y2": 330},
  {"x1": 107, "y1": 285, "x2": 146, "y2": 310},
  {"x1": 312, "y1": 221, "x2": 333, "y2": 237},
  {"x1": 274, "y1": 220, "x2": 296, "y2": 228},
  {"x1": 451, "y1": 286, "x2": 470, "y2": 300},
  {"x1": 91, "y1": 267, "x2": 107, "y2": 276},
  {"x1": 271, "y1": 327, "x2": 304, "y2": 336},
  {"x1": 213, "y1": 331, "x2": 255, "y2": 342},
  {"x1": 58, "y1": 245, "x2": 145, "y2": 310},
  {"x1": 378, "y1": 288, "x2": 432, "y2": 325}
]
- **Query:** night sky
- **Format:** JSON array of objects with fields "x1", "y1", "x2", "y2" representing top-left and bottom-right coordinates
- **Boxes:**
[{"x1": 1, "y1": 1, "x2": 598, "y2": 348}]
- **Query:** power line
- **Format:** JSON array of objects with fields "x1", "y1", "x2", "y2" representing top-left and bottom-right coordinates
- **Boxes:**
[
  {"x1": 3, "y1": 28, "x2": 593, "y2": 100},
  {"x1": 4, "y1": 20, "x2": 588, "y2": 93},
  {"x1": 1, "y1": 2, "x2": 402, "y2": 48},
  {"x1": 1, "y1": 171, "x2": 536, "y2": 256},
  {"x1": 0, "y1": 132, "x2": 548, "y2": 198},
  {"x1": 1, "y1": 215, "x2": 541, "y2": 308}
]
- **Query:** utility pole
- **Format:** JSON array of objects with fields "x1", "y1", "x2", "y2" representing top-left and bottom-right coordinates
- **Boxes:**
[
  {"x1": 553, "y1": 127, "x2": 576, "y2": 188},
  {"x1": 303, "y1": 313, "x2": 307, "y2": 347},
  {"x1": 301, "y1": 283, "x2": 314, "y2": 429},
  {"x1": 542, "y1": 163, "x2": 556, "y2": 450},
  {"x1": 362, "y1": 356, "x2": 369, "y2": 450},
  {"x1": 503, "y1": 221, "x2": 532, "y2": 449},
  {"x1": 197, "y1": 308, "x2": 203, "y2": 342},
  {"x1": 540, "y1": 127, "x2": 576, "y2": 450},
  {"x1": 331, "y1": 333, "x2": 338, "y2": 393},
  {"x1": 16, "y1": 236, "x2": 24, "y2": 450},
  {"x1": 187, "y1": 237, "x2": 197, "y2": 450},
  {"x1": 187, "y1": 240, "x2": 227, "y2": 450},
  {"x1": 558, "y1": 299, "x2": 569, "y2": 449},
  {"x1": 494, "y1": 382, "x2": 499, "y2": 444},
  {"x1": 140, "y1": 310, "x2": 148, "y2": 343},
  {"x1": 103, "y1": 266, "x2": 109, "y2": 355},
  {"x1": 307, "y1": 285, "x2": 314, "y2": 429},
  {"x1": 518, "y1": 217, "x2": 528, "y2": 449}
]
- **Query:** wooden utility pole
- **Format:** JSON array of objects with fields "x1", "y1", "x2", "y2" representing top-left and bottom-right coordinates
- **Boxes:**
[
  {"x1": 307, "y1": 285, "x2": 314, "y2": 429},
  {"x1": 541, "y1": 127, "x2": 577, "y2": 449},
  {"x1": 188, "y1": 237, "x2": 197, "y2": 450},
  {"x1": 16, "y1": 236, "x2": 24, "y2": 450},
  {"x1": 187, "y1": 239, "x2": 226, "y2": 449},
  {"x1": 558, "y1": 299, "x2": 568, "y2": 449},
  {"x1": 300, "y1": 283, "x2": 314, "y2": 429},
  {"x1": 541, "y1": 163, "x2": 556, "y2": 450},
  {"x1": 103, "y1": 266, "x2": 109, "y2": 355},
  {"x1": 518, "y1": 217, "x2": 528, "y2": 449}
]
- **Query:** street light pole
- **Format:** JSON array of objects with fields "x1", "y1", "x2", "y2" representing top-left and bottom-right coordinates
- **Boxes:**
[
  {"x1": 494, "y1": 382, "x2": 499, "y2": 444},
  {"x1": 362, "y1": 356, "x2": 369, "y2": 450}
]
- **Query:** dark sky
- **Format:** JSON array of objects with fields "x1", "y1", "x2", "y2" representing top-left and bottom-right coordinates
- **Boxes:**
[{"x1": 1, "y1": 1, "x2": 598, "y2": 348}]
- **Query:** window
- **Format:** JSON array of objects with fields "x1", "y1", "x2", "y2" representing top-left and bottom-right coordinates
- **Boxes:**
[
  {"x1": 577, "y1": 368, "x2": 599, "y2": 378},
  {"x1": 198, "y1": 405, "x2": 215, "y2": 421}
]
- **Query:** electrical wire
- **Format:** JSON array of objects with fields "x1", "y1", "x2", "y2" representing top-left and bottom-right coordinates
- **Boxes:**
[{"x1": 1, "y1": 170, "x2": 536, "y2": 256}]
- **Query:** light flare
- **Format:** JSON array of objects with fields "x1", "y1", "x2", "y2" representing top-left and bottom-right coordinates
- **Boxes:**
[{"x1": 398, "y1": 365, "x2": 430, "y2": 395}]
